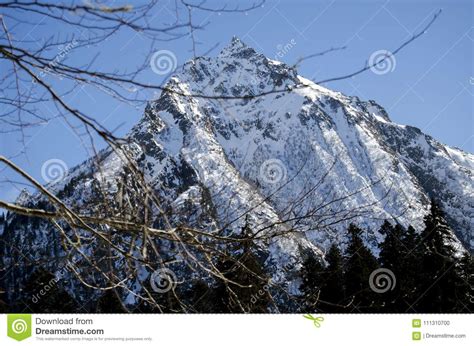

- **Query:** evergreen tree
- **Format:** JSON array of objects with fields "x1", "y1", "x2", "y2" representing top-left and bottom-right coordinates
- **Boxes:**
[
  {"x1": 344, "y1": 224, "x2": 378, "y2": 312},
  {"x1": 454, "y1": 253, "x2": 473, "y2": 312},
  {"x1": 0, "y1": 298, "x2": 8, "y2": 313},
  {"x1": 20, "y1": 269, "x2": 78, "y2": 313},
  {"x1": 150, "y1": 285, "x2": 184, "y2": 313},
  {"x1": 299, "y1": 251, "x2": 325, "y2": 311},
  {"x1": 179, "y1": 279, "x2": 215, "y2": 313},
  {"x1": 133, "y1": 300, "x2": 158, "y2": 313},
  {"x1": 212, "y1": 222, "x2": 272, "y2": 313},
  {"x1": 416, "y1": 199, "x2": 459, "y2": 312},
  {"x1": 378, "y1": 221, "x2": 405, "y2": 312},
  {"x1": 379, "y1": 221, "x2": 403, "y2": 269},
  {"x1": 399, "y1": 225, "x2": 422, "y2": 311},
  {"x1": 96, "y1": 289, "x2": 127, "y2": 313},
  {"x1": 319, "y1": 244, "x2": 345, "y2": 311},
  {"x1": 0, "y1": 279, "x2": 8, "y2": 313}
]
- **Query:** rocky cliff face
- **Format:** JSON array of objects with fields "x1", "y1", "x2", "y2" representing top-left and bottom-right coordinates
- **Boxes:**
[{"x1": 1, "y1": 37, "x2": 472, "y2": 305}]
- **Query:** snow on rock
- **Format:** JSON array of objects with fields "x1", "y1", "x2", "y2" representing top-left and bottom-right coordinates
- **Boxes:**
[{"x1": 2, "y1": 37, "x2": 472, "y2": 305}]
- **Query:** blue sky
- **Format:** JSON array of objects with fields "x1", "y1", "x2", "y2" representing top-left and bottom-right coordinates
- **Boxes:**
[{"x1": 1, "y1": 0, "x2": 472, "y2": 202}]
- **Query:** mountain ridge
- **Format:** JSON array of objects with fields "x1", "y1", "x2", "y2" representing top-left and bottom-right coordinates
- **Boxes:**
[
  {"x1": 1, "y1": 37, "x2": 472, "y2": 306},
  {"x1": 14, "y1": 37, "x2": 474, "y2": 250}
]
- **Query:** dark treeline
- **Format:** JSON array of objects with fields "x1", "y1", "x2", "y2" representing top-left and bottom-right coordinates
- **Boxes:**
[
  {"x1": 299, "y1": 200, "x2": 473, "y2": 313},
  {"x1": 1, "y1": 199, "x2": 472, "y2": 313}
]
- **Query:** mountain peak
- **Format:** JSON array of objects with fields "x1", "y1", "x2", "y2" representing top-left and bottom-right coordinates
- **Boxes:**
[
  {"x1": 218, "y1": 36, "x2": 259, "y2": 59},
  {"x1": 14, "y1": 188, "x2": 31, "y2": 206},
  {"x1": 230, "y1": 35, "x2": 244, "y2": 47},
  {"x1": 173, "y1": 36, "x2": 299, "y2": 97}
]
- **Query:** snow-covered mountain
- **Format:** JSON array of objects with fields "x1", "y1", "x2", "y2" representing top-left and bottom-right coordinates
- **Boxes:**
[
  {"x1": 1, "y1": 37, "x2": 472, "y2": 304},
  {"x1": 125, "y1": 36, "x2": 471, "y2": 250}
]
